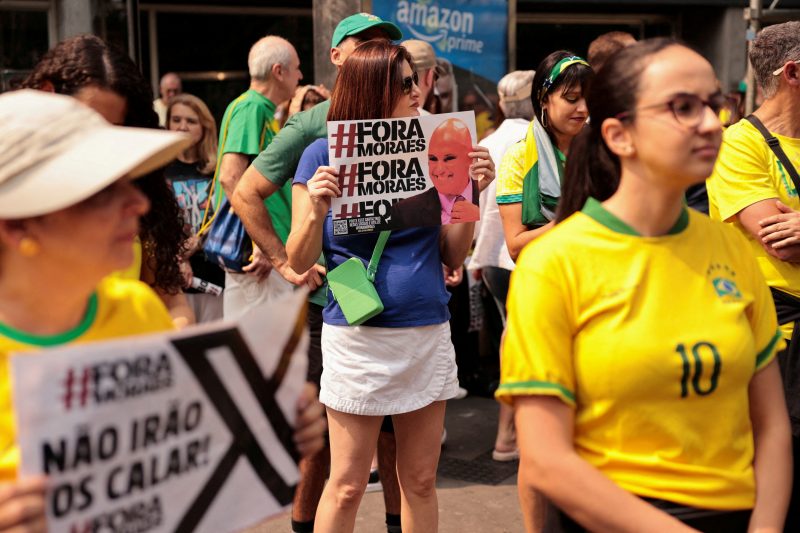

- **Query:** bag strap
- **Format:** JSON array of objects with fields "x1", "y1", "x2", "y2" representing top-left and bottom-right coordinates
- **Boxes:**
[
  {"x1": 746, "y1": 114, "x2": 800, "y2": 192},
  {"x1": 366, "y1": 231, "x2": 391, "y2": 282},
  {"x1": 198, "y1": 95, "x2": 277, "y2": 236},
  {"x1": 197, "y1": 94, "x2": 246, "y2": 236}
]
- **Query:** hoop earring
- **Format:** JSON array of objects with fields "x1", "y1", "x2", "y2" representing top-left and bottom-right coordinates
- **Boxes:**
[
  {"x1": 541, "y1": 109, "x2": 549, "y2": 128},
  {"x1": 19, "y1": 237, "x2": 40, "y2": 257}
]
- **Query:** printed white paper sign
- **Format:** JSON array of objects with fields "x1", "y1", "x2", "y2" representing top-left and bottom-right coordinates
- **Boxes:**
[
  {"x1": 328, "y1": 111, "x2": 479, "y2": 235},
  {"x1": 11, "y1": 290, "x2": 309, "y2": 533}
]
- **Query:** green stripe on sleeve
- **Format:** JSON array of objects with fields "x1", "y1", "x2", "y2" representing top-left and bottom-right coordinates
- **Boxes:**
[
  {"x1": 756, "y1": 329, "x2": 783, "y2": 370},
  {"x1": 497, "y1": 193, "x2": 523, "y2": 204},
  {"x1": 496, "y1": 380, "x2": 576, "y2": 404}
]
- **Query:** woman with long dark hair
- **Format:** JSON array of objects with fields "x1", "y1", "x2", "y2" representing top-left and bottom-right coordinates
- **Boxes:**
[
  {"x1": 499, "y1": 39, "x2": 791, "y2": 533},
  {"x1": 286, "y1": 41, "x2": 494, "y2": 532},
  {"x1": 496, "y1": 51, "x2": 593, "y2": 260},
  {"x1": 21, "y1": 34, "x2": 193, "y2": 326}
]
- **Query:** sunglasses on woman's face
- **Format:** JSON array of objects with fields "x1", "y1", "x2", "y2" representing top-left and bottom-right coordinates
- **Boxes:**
[{"x1": 401, "y1": 72, "x2": 420, "y2": 95}]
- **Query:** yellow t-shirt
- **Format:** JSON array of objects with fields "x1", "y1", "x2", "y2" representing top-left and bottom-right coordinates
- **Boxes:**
[
  {"x1": 497, "y1": 199, "x2": 783, "y2": 511},
  {"x1": 495, "y1": 137, "x2": 565, "y2": 209},
  {"x1": 0, "y1": 278, "x2": 174, "y2": 480},
  {"x1": 496, "y1": 140, "x2": 527, "y2": 205},
  {"x1": 707, "y1": 119, "x2": 800, "y2": 338}
]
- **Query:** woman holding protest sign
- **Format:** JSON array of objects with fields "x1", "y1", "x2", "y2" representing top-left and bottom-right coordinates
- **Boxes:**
[
  {"x1": 0, "y1": 90, "x2": 327, "y2": 533},
  {"x1": 497, "y1": 51, "x2": 593, "y2": 260},
  {"x1": 286, "y1": 41, "x2": 495, "y2": 532},
  {"x1": 498, "y1": 39, "x2": 791, "y2": 532}
]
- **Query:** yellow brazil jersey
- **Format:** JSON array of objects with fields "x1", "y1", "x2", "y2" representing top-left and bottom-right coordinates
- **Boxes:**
[
  {"x1": 0, "y1": 277, "x2": 174, "y2": 481},
  {"x1": 707, "y1": 119, "x2": 800, "y2": 338},
  {"x1": 496, "y1": 140, "x2": 528, "y2": 205},
  {"x1": 495, "y1": 137, "x2": 565, "y2": 207},
  {"x1": 497, "y1": 199, "x2": 783, "y2": 511}
]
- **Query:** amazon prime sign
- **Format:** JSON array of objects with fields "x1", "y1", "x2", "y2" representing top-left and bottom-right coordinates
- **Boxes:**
[
  {"x1": 12, "y1": 291, "x2": 310, "y2": 533},
  {"x1": 374, "y1": 0, "x2": 508, "y2": 83}
]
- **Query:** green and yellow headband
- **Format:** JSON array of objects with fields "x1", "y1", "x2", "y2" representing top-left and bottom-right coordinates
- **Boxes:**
[{"x1": 539, "y1": 56, "x2": 590, "y2": 101}]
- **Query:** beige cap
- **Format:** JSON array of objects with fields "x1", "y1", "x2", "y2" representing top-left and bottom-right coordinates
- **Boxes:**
[
  {"x1": 0, "y1": 90, "x2": 191, "y2": 218},
  {"x1": 402, "y1": 40, "x2": 436, "y2": 71},
  {"x1": 500, "y1": 83, "x2": 533, "y2": 103}
]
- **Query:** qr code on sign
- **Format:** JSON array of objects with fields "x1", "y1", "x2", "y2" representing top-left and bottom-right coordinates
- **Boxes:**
[{"x1": 333, "y1": 219, "x2": 348, "y2": 235}]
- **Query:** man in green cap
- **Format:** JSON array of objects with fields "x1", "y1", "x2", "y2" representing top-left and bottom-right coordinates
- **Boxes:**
[{"x1": 229, "y1": 13, "x2": 404, "y2": 533}]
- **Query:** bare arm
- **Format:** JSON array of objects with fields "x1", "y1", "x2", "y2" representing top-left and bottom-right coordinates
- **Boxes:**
[
  {"x1": 515, "y1": 396, "x2": 695, "y2": 533},
  {"x1": 747, "y1": 360, "x2": 792, "y2": 533},
  {"x1": 439, "y1": 222, "x2": 475, "y2": 270},
  {"x1": 286, "y1": 166, "x2": 340, "y2": 273},
  {"x1": 218, "y1": 152, "x2": 250, "y2": 199},
  {"x1": 499, "y1": 202, "x2": 554, "y2": 261},
  {"x1": 231, "y1": 165, "x2": 324, "y2": 288},
  {"x1": 213, "y1": 152, "x2": 274, "y2": 279},
  {"x1": 140, "y1": 254, "x2": 196, "y2": 328},
  {"x1": 440, "y1": 145, "x2": 495, "y2": 268},
  {"x1": 154, "y1": 289, "x2": 196, "y2": 329},
  {"x1": 738, "y1": 199, "x2": 800, "y2": 262}
]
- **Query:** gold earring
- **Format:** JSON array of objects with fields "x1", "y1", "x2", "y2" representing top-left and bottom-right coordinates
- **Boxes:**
[{"x1": 19, "y1": 237, "x2": 40, "y2": 257}]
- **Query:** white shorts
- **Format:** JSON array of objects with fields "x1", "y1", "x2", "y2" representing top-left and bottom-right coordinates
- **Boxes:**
[
  {"x1": 320, "y1": 321, "x2": 459, "y2": 416},
  {"x1": 222, "y1": 270, "x2": 292, "y2": 321}
]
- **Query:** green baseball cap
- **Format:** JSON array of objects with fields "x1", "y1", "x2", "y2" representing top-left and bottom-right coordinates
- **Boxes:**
[{"x1": 331, "y1": 13, "x2": 403, "y2": 49}]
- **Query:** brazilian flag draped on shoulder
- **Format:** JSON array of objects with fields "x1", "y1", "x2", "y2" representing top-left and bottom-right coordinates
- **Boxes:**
[{"x1": 520, "y1": 117, "x2": 566, "y2": 227}]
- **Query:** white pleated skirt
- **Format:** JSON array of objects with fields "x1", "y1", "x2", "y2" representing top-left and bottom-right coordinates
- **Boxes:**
[{"x1": 319, "y1": 321, "x2": 460, "y2": 416}]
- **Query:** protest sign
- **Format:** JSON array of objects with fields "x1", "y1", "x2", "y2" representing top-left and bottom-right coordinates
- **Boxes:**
[
  {"x1": 11, "y1": 290, "x2": 309, "y2": 533},
  {"x1": 328, "y1": 111, "x2": 479, "y2": 235}
]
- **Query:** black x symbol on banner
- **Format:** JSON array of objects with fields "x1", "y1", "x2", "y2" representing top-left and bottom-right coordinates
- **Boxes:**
[{"x1": 169, "y1": 319, "x2": 303, "y2": 533}]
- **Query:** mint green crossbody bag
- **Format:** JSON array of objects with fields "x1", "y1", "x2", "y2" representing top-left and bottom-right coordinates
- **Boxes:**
[{"x1": 326, "y1": 231, "x2": 391, "y2": 326}]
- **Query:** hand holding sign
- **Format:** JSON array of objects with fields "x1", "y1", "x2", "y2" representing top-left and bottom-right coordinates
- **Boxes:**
[
  {"x1": 0, "y1": 476, "x2": 47, "y2": 533},
  {"x1": 328, "y1": 111, "x2": 482, "y2": 235},
  {"x1": 306, "y1": 166, "x2": 341, "y2": 219},
  {"x1": 12, "y1": 291, "x2": 314, "y2": 533},
  {"x1": 468, "y1": 145, "x2": 496, "y2": 192},
  {"x1": 292, "y1": 383, "x2": 326, "y2": 457}
]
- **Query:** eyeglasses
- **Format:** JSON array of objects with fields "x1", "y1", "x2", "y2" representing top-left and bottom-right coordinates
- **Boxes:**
[
  {"x1": 615, "y1": 92, "x2": 727, "y2": 128},
  {"x1": 401, "y1": 72, "x2": 419, "y2": 95},
  {"x1": 773, "y1": 60, "x2": 799, "y2": 76}
]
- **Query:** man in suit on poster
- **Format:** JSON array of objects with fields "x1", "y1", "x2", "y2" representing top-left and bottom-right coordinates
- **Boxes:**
[{"x1": 390, "y1": 117, "x2": 479, "y2": 228}]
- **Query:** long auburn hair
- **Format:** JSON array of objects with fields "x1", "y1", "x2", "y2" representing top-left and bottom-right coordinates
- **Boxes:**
[
  {"x1": 328, "y1": 41, "x2": 413, "y2": 122},
  {"x1": 167, "y1": 94, "x2": 218, "y2": 175}
]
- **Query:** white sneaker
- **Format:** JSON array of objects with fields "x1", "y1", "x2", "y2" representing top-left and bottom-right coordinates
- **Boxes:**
[{"x1": 454, "y1": 386, "x2": 468, "y2": 400}]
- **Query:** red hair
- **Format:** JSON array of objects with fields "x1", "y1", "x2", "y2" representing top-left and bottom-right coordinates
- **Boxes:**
[{"x1": 328, "y1": 41, "x2": 413, "y2": 122}]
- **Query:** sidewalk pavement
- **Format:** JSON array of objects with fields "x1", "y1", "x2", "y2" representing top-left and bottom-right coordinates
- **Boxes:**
[{"x1": 251, "y1": 395, "x2": 524, "y2": 532}]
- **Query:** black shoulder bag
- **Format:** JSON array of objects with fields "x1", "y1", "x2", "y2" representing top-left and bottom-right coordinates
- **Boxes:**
[{"x1": 746, "y1": 114, "x2": 800, "y2": 434}]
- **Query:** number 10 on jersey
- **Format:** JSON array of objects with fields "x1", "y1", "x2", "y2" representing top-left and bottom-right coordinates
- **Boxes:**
[{"x1": 676, "y1": 342, "x2": 721, "y2": 398}]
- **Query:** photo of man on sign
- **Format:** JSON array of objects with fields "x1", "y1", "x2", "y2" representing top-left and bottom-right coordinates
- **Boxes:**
[{"x1": 390, "y1": 118, "x2": 479, "y2": 227}]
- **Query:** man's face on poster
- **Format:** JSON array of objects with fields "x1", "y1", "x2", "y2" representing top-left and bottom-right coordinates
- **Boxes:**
[{"x1": 428, "y1": 119, "x2": 472, "y2": 196}]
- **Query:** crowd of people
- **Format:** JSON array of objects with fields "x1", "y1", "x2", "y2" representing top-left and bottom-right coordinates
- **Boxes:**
[{"x1": 1, "y1": 9, "x2": 800, "y2": 533}]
